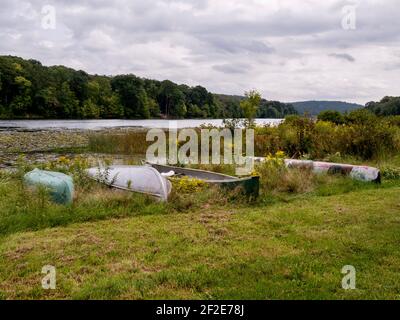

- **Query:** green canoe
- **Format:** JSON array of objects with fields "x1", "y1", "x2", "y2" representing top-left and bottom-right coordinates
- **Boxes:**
[{"x1": 24, "y1": 169, "x2": 74, "y2": 204}]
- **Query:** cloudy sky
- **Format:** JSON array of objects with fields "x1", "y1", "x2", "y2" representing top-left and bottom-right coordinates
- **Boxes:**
[{"x1": 1, "y1": 0, "x2": 399, "y2": 104}]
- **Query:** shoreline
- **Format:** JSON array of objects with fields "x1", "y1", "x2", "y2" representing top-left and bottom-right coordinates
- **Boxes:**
[
  {"x1": 0, "y1": 127, "x2": 148, "y2": 156},
  {"x1": 0, "y1": 118, "x2": 284, "y2": 132},
  {"x1": 0, "y1": 127, "x2": 148, "y2": 169}
]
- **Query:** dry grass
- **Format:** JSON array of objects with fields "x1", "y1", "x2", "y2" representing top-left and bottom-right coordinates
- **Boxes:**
[{"x1": 277, "y1": 168, "x2": 316, "y2": 193}]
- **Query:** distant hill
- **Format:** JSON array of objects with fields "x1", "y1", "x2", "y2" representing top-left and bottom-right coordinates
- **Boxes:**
[{"x1": 290, "y1": 101, "x2": 363, "y2": 115}]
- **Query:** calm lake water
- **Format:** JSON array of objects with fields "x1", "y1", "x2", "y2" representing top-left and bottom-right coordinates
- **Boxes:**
[{"x1": 0, "y1": 119, "x2": 282, "y2": 130}]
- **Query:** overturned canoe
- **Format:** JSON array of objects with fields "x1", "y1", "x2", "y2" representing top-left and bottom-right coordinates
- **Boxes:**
[
  {"x1": 251, "y1": 157, "x2": 381, "y2": 183},
  {"x1": 24, "y1": 169, "x2": 74, "y2": 204},
  {"x1": 284, "y1": 160, "x2": 381, "y2": 183},
  {"x1": 86, "y1": 165, "x2": 172, "y2": 201},
  {"x1": 148, "y1": 163, "x2": 260, "y2": 198}
]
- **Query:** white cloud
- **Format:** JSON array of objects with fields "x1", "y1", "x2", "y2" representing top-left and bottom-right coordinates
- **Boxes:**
[{"x1": 0, "y1": 0, "x2": 399, "y2": 104}]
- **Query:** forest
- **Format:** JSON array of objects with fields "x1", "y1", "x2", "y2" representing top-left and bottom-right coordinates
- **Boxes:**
[
  {"x1": 0, "y1": 56, "x2": 297, "y2": 120},
  {"x1": 366, "y1": 96, "x2": 400, "y2": 116}
]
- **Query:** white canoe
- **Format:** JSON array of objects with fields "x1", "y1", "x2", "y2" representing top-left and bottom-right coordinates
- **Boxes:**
[
  {"x1": 284, "y1": 159, "x2": 381, "y2": 183},
  {"x1": 86, "y1": 165, "x2": 172, "y2": 201},
  {"x1": 251, "y1": 157, "x2": 381, "y2": 183}
]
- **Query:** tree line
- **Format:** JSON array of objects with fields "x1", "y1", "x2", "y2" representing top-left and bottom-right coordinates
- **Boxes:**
[
  {"x1": 366, "y1": 96, "x2": 400, "y2": 116},
  {"x1": 0, "y1": 56, "x2": 297, "y2": 120}
]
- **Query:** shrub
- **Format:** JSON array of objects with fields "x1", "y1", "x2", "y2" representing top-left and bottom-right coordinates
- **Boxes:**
[
  {"x1": 318, "y1": 110, "x2": 344, "y2": 124},
  {"x1": 253, "y1": 115, "x2": 400, "y2": 161},
  {"x1": 336, "y1": 122, "x2": 398, "y2": 159},
  {"x1": 170, "y1": 176, "x2": 206, "y2": 193},
  {"x1": 344, "y1": 109, "x2": 377, "y2": 125},
  {"x1": 385, "y1": 116, "x2": 400, "y2": 127},
  {"x1": 255, "y1": 151, "x2": 317, "y2": 194},
  {"x1": 279, "y1": 116, "x2": 315, "y2": 157},
  {"x1": 381, "y1": 166, "x2": 400, "y2": 180},
  {"x1": 309, "y1": 121, "x2": 338, "y2": 158}
]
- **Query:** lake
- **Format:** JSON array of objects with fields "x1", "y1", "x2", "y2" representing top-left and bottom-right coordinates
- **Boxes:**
[{"x1": 0, "y1": 119, "x2": 283, "y2": 130}]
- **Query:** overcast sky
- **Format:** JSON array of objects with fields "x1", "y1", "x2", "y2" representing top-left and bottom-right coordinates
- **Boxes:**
[{"x1": 1, "y1": 0, "x2": 399, "y2": 104}]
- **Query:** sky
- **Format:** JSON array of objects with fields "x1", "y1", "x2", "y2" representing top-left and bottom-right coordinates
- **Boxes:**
[{"x1": 1, "y1": 0, "x2": 399, "y2": 104}]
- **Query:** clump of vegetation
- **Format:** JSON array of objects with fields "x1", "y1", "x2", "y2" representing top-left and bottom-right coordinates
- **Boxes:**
[
  {"x1": 255, "y1": 151, "x2": 316, "y2": 194},
  {"x1": 381, "y1": 166, "x2": 400, "y2": 180},
  {"x1": 88, "y1": 131, "x2": 151, "y2": 154},
  {"x1": 254, "y1": 110, "x2": 400, "y2": 160},
  {"x1": 317, "y1": 110, "x2": 344, "y2": 124},
  {"x1": 170, "y1": 176, "x2": 206, "y2": 194},
  {"x1": 240, "y1": 90, "x2": 261, "y2": 128},
  {"x1": 366, "y1": 96, "x2": 400, "y2": 116}
]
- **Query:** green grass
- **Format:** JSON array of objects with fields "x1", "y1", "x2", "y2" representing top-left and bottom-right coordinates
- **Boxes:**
[
  {"x1": 0, "y1": 178, "x2": 169, "y2": 236},
  {"x1": 1, "y1": 170, "x2": 400, "y2": 299}
]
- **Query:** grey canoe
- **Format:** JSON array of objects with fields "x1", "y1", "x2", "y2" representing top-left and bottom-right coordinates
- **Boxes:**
[
  {"x1": 148, "y1": 163, "x2": 260, "y2": 198},
  {"x1": 86, "y1": 165, "x2": 172, "y2": 201},
  {"x1": 251, "y1": 157, "x2": 381, "y2": 183}
]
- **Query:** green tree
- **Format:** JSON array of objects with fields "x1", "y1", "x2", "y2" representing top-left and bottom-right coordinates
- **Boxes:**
[
  {"x1": 34, "y1": 87, "x2": 59, "y2": 117},
  {"x1": 240, "y1": 90, "x2": 261, "y2": 127},
  {"x1": 148, "y1": 98, "x2": 161, "y2": 118},
  {"x1": 10, "y1": 76, "x2": 32, "y2": 116},
  {"x1": 81, "y1": 98, "x2": 100, "y2": 118},
  {"x1": 366, "y1": 96, "x2": 400, "y2": 116},
  {"x1": 345, "y1": 109, "x2": 377, "y2": 125},
  {"x1": 158, "y1": 80, "x2": 186, "y2": 118},
  {"x1": 318, "y1": 110, "x2": 344, "y2": 124},
  {"x1": 111, "y1": 75, "x2": 150, "y2": 119},
  {"x1": 57, "y1": 82, "x2": 79, "y2": 118},
  {"x1": 69, "y1": 70, "x2": 89, "y2": 105},
  {"x1": 187, "y1": 104, "x2": 206, "y2": 118},
  {"x1": 103, "y1": 93, "x2": 124, "y2": 118}
]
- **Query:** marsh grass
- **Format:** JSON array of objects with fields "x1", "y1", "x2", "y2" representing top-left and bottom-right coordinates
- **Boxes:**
[{"x1": 88, "y1": 131, "x2": 152, "y2": 154}]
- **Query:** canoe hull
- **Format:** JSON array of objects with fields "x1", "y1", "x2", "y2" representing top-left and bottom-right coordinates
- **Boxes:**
[
  {"x1": 148, "y1": 163, "x2": 260, "y2": 199},
  {"x1": 284, "y1": 159, "x2": 381, "y2": 183},
  {"x1": 24, "y1": 169, "x2": 74, "y2": 204},
  {"x1": 86, "y1": 166, "x2": 172, "y2": 201}
]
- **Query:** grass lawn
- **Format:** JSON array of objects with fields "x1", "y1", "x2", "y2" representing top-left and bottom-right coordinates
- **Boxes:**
[{"x1": 1, "y1": 178, "x2": 400, "y2": 300}]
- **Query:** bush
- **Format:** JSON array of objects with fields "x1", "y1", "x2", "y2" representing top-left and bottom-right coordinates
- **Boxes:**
[
  {"x1": 336, "y1": 122, "x2": 398, "y2": 159},
  {"x1": 255, "y1": 151, "x2": 316, "y2": 194},
  {"x1": 254, "y1": 115, "x2": 400, "y2": 160},
  {"x1": 318, "y1": 110, "x2": 344, "y2": 124},
  {"x1": 385, "y1": 116, "x2": 400, "y2": 127},
  {"x1": 381, "y1": 166, "x2": 400, "y2": 180},
  {"x1": 279, "y1": 115, "x2": 314, "y2": 157},
  {"x1": 344, "y1": 109, "x2": 377, "y2": 125}
]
